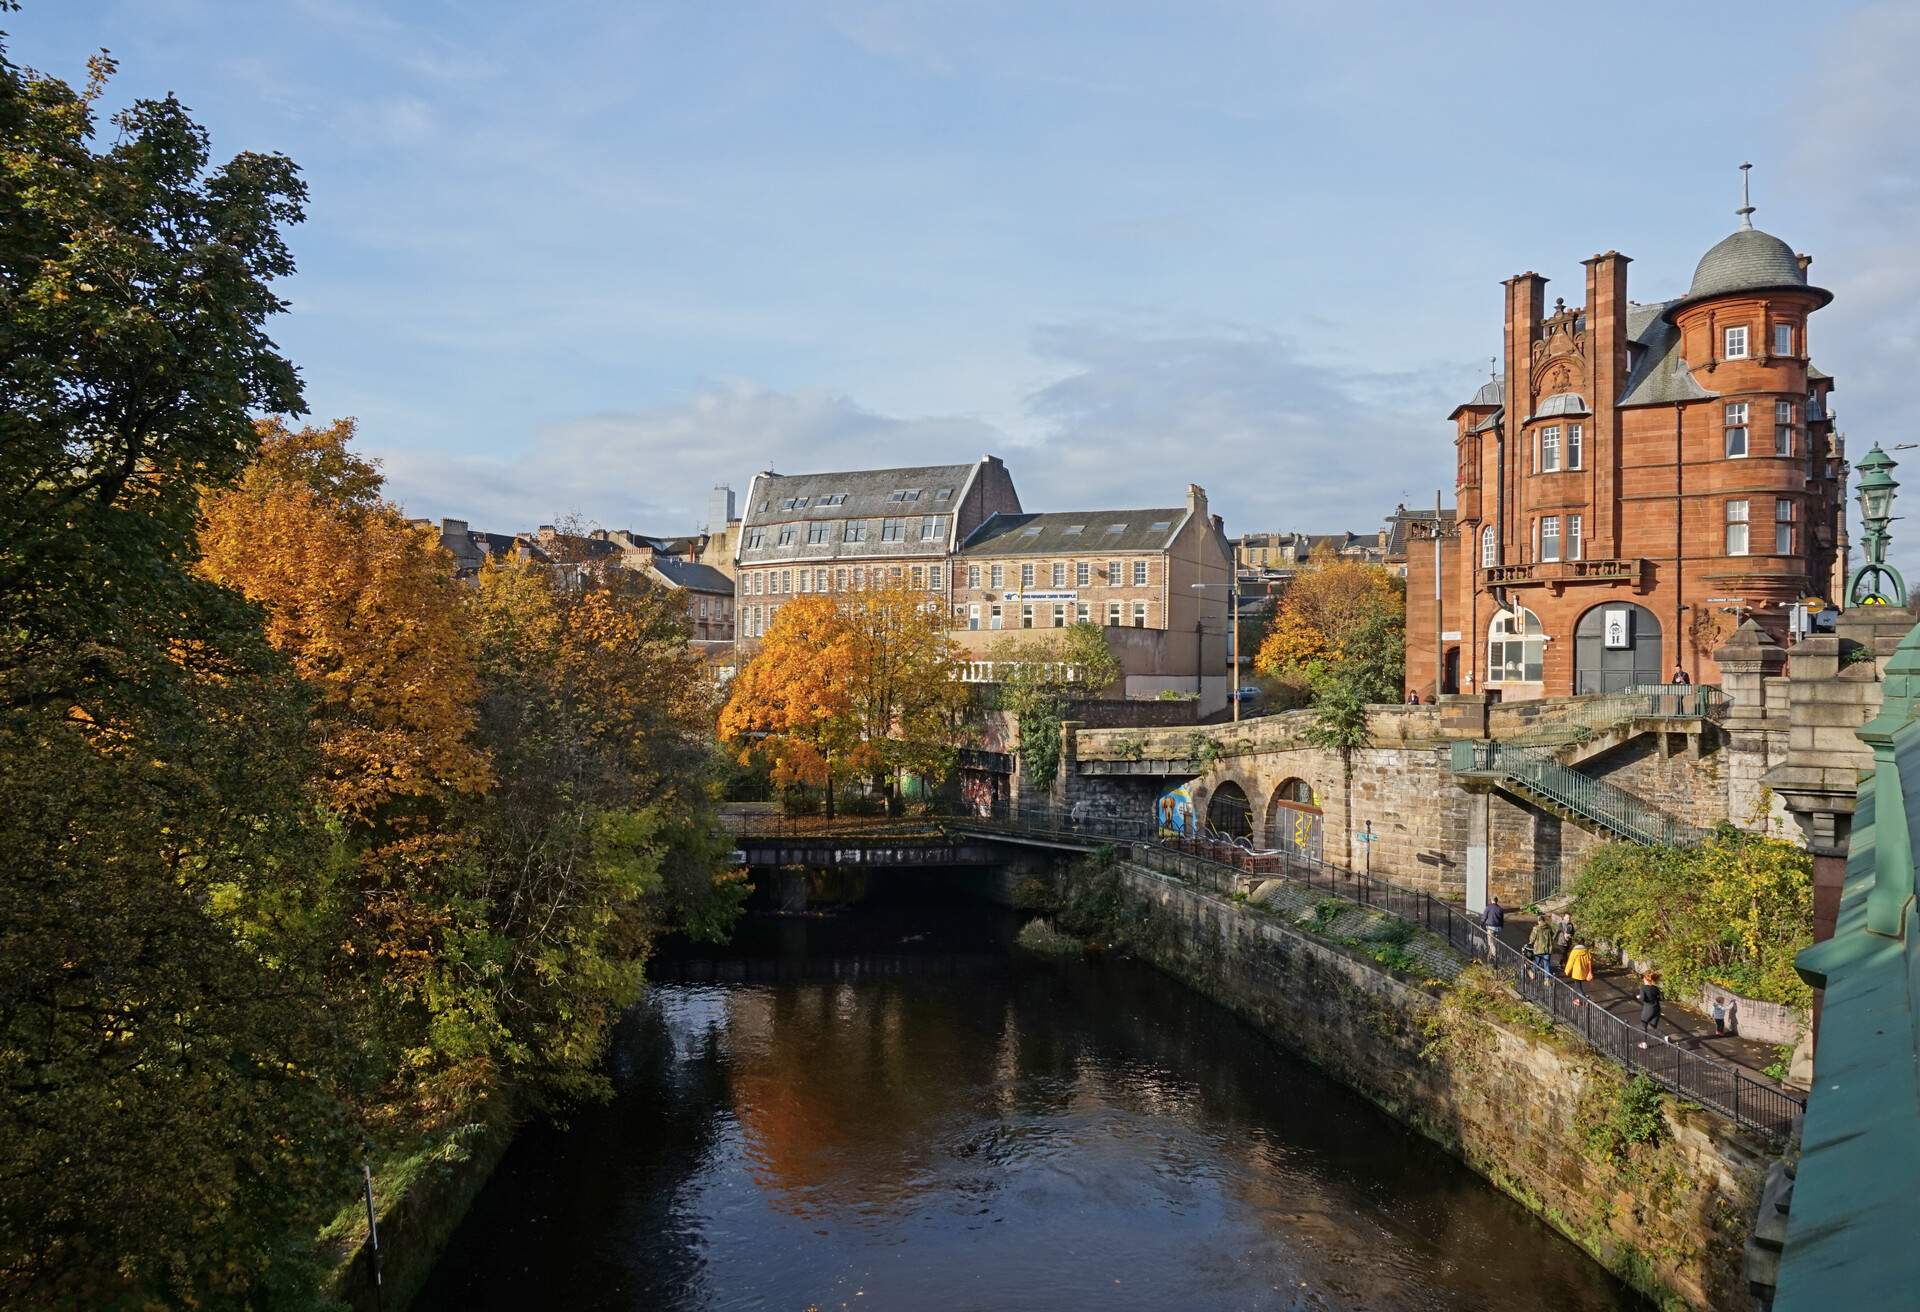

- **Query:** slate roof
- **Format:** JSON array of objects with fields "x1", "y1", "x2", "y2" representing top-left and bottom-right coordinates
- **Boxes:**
[
  {"x1": 738, "y1": 461, "x2": 986, "y2": 565},
  {"x1": 1676, "y1": 226, "x2": 1830, "y2": 312},
  {"x1": 745, "y1": 463, "x2": 976, "y2": 522},
  {"x1": 1530, "y1": 393, "x2": 1591, "y2": 420},
  {"x1": 1383, "y1": 506, "x2": 1456, "y2": 559},
  {"x1": 1619, "y1": 299, "x2": 1715, "y2": 407},
  {"x1": 647, "y1": 555, "x2": 734, "y2": 595},
  {"x1": 958, "y1": 509, "x2": 1185, "y2": 557}
]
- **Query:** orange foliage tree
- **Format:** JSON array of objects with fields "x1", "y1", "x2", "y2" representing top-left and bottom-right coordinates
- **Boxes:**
[
  {"x1": 1254, "y1": 552, "x2": 1405, "y2": 700},
  {"x1": 719, "y1": 594, "x2": 858, "y2": 815}
]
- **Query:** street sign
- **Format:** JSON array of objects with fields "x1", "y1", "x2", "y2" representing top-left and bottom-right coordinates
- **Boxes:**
[{"x1": 1354, "y1": 831, "x2": 1375, "y2": 842}]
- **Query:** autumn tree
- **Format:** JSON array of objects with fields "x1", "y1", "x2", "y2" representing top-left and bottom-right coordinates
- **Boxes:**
[
  {"x1": 0, "y1": 38, "x2": 357, "y2": 1306},
  {"x1": 719, "y1": 593, "x2": 858, "y2": 816},
  {"x1": 1254, "y1": 553, "x2": 1406, "y2": 702}
]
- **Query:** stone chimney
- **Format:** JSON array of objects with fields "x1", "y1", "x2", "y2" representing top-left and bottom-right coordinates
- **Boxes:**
[{"x1": 1187, "y1": 483, "x2": 1207, "y2": 517}]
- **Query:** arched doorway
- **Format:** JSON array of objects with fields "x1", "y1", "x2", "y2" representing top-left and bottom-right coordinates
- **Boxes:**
[
  {"x1": 1205, "y1": 781, "x2": 1252, "y2": 839},
  {"x1": 1573, "y1": 602, "x2": 1663, "y2": 694},
  {"x1": 1265, "y1": 777, "x2": 1323, "y2": 861}
]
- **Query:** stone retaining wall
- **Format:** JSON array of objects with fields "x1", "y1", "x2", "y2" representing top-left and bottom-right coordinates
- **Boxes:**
[{"x1": 1084, "y1": 859, "x2": 1772, "y2": 1311}]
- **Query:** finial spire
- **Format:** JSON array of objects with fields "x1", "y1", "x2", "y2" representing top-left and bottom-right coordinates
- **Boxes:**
[
  {"x1": 1737, "y1": 162, "x2": 1755, "y2": 230},
  {"x1": 1489, "y1": 355, "x2": 1497, "y2": 382}
]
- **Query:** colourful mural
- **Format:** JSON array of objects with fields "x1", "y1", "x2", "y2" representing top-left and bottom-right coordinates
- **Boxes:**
[{"x1": 1154, "y1": 781, "x2": 1200, "y2": 837}]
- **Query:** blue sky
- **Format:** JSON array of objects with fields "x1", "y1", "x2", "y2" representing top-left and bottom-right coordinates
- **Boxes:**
[{"x1": 11, "y1": 1, "x2": 1920, "y2": 580}]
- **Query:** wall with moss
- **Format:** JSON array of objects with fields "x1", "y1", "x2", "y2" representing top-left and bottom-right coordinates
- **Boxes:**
[{"x1": 1063, "y1": 859, "x2": 1769, "y2": 1311}]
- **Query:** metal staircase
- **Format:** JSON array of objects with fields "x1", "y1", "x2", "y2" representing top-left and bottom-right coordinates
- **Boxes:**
[{"x1": 1450, "y1": 739, "x2": 1708, "y2": 847}]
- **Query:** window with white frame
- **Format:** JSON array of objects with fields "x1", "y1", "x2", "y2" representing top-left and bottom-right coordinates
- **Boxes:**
[
  {"x1": 968, "y1": 604, "x2": 980, "y2": 631},
  {"x1": 777, "y1": 526, "x2": 796, "y2": 546},
  {"x1": 1053, "y1": 604, "x2": 1066, "y2": 628},
  {"x1": 815, "y1": 568, "x2": 828, "y2": 591},
  {"x1": 1021, "y1": 604, "x2": 1034, "y2": 629},
  {"x1": 967, "y1": 564, "x2": 980, "y2": 587},
  {"x1": 1132, "y1": 601, "x2": 1148, "y2": 627},
  {"x1": 1076, "y1": 601, "x2": 1090, "y2": 623},
  {"x1": 1076, "y1": 561, "x2": 1090, "y2": 587},
  {"x1": 1775, "y1": 401, "x2": 1796, "y2": 456},
  {"x1": 1052, "y1": 562, "x2": 1066, "y2": 588},
  {"x1": 1725, "y1": 402, "x2": 1749, "y2": 458},
  {"x1": 1773, "y1": 322, "x2": 1794, "y2": 356},
  {"x1": 843, "y1": 521, "x2": 866, "y2": 543},
  {"x1": 1107, "y1": 600, "x2": 1122, "y2": 625},
  {"x1": 1724, "y1": 325, "x2": 1749, "y2": 359},
  {"x1": 806, "y1": 522, "x2": 828, "y2": 545},
  {"x1": 852, "y1": 567, "x2": 866, "y2": 589},
  {"x1": 1540, "y1": 515, "x2": 1561, "y2": 562},
  {"x1": 1132, "y1": 560, "x2": 1148, "y2": 585},
  {"x1": 1567, "y1": 423, "x2": 1583, "y2": 470},
  {"x1": 1567, "y1": 514, "x2": 1583, "y2": 562},
  {"x1": 990, "y1": 564, "x2": 1004, "y2": 588},
  {"x1": 911, "y1": 565, "x2": 925, "y2": 589},
  {"x1": 798, "y1": 570, "x2": 811, "y2": 593},
  {"x1": 1775, "y1": 499, "x2": 1795, "y2": 554},
  {"x1": 880, "y1": 517, "x2": 905, "y2": 542},
  {"x1": 930, "y1": 565, "x2": 943, "y2": 591},
  {"x1": 1726, "y1": 500, "x2": 1750, "y2": 555},
  {"x1": 1481, "y1": 523, "x2": 1497, "y2": 567},
  {"x1": 1486, "y1": 606, "x2": 1544, "y2": 683},
  {"x1": 1539, "y1": 425, "x2": 1561, "y2": 472},
  {"x1": 1020, "y1": 563, "x2": 1035, "y2": 588},
  {"x1": 745, "y1": 527, "x2": 765, "y2": 548},
  {"x1": 989, "y1": 604, "x2": 1003, "y2": 629},
  {"x1": 1107, "y1": 559, "x2": 1122, "y2": 583},
  {"x1": 836, "y1": 568, "x2": 848, "y2": 590},
  {"x1": 920, "y1": 516, "x2": 942, "y2": 541}
]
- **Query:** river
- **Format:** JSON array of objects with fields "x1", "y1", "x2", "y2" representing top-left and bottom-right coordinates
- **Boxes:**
[{"x1": 415, "y1": 889, "x2": 1646, "y2": 1311}]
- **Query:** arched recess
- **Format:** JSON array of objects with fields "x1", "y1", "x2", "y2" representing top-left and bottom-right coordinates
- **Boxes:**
[
  {"x1": 1265, "y1": 777, "x2": 1323, "y2": 861},
  {"x1": 1205, "y1": 780, "x2": 1252, "y2": 839},
  {"x1": 1486, "y1": 605, "x2": 1545, "y2": 685},
  {"x1": 1573, "y1": 601, "x2": 1663, "y2": 694}
]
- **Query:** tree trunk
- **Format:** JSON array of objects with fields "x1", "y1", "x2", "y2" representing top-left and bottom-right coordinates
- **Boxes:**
[{"x1": 824, "y1": 765, "x2": 835, "y2": 821}]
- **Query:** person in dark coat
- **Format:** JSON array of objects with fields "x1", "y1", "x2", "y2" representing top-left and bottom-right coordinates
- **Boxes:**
[
  {"x1": 1636, "y1": 971, "x2": 1668, "y2": 1047},
  {"x1": 1480, "y1": 898, "x2": 1504, "y2": 956},
  {"x1": 1670, "y1": 668, "x2": 1691, "y2": 686}
]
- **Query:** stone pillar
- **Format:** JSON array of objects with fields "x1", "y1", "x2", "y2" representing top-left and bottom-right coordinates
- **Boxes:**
[
  {"x1": 1464, "y1": 787, "x2": 1490, "y2": 914},
  {"x1": 1713, "y1": 619, "x2": 1788, "y2": 834}
]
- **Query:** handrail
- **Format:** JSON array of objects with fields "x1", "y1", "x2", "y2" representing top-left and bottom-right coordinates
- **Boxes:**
[
  {"x1": 1449, "y1": 740, "x2": 1708, "y2": 847},
  {"x1": 775, "y1": 800, "x2": 1804, "y2": 1141}
]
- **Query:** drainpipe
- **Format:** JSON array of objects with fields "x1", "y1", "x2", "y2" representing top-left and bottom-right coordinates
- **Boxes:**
[{"x1": 1674, "y1": 402, "x2": 1686, "y2": 680}]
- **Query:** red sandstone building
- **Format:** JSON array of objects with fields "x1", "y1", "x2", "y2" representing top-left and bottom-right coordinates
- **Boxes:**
[{"x1": 1408, "y1": 187, "x2": 1848, "y2": 701}]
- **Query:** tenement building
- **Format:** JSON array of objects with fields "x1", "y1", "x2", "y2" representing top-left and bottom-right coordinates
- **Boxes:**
[
  {"x1": 951, "y1": 484, "x2": 1234, "y2": 708},
  {"x1": 733, "y1": 457, "x2": 1021, "y2": 640},
  {"x1": 1407, "y1": 183, "x2": 1847, "y2": 700}
]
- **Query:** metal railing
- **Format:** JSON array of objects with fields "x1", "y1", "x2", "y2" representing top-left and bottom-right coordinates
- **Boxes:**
[
  {"x1": 1449, "y1": 740, "x2": 1708, "y2": 847},
  {"x1": 1506, "y1": 685, "x2": 1729, "y2": 749},
  {"x1": 939, "y1": 800, "x2": 1800, "y2": 1140}
]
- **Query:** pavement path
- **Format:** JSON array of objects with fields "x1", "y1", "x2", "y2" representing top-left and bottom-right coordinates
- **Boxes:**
[{"x1": 1499, "y1": 917, "x2": 1791, "y2": 1087}]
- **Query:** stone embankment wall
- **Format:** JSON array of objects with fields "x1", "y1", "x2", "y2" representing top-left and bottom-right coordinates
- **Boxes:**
[{"x1": 1075, "y1": 859, "x2": 1769, "y2": 1311}]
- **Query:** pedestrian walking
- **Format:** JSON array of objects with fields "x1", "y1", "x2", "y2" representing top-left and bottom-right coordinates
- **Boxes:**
[
  {"x1": 1564, "y1": 943, "x2": 1594, "y2": 1005},
  {"x1": 1526, "y1": 918, "x2": 1554, "y2": 978},
  {"x1": 1636, "y1": 971, "x2": 1667, "y2": 1047},
  {"x1": 1552, "y1": 914, "x2": 1574, "y2": 971},
  {"x1": 1710, "y1": 994, "x2": 1728, "y2": 1037},
  {"x1": 1480, "y1": 897, "x2": 1504, "y2": 957}
]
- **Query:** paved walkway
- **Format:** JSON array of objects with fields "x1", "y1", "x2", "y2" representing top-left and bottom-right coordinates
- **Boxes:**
[{"x1": 1499, "y1": 918, "x2": 1790, "y2": 1086}]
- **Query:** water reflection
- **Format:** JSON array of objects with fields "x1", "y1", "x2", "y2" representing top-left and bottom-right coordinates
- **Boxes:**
[{"x1": 417, "y1": 902, "x2": 1645, "y2": 1311}]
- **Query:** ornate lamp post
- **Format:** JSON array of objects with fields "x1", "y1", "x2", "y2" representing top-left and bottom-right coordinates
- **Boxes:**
[{"x1": 1847, "y1": 444, "x2": 1907, "y2": 607}]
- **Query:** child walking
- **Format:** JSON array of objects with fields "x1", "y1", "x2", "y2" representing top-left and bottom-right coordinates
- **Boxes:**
[{"x1": 1564, "y1": 943, "x2": 1594, "y2": 1005}]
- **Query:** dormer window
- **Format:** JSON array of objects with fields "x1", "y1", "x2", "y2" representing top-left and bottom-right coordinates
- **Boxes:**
[
  {"x1": 934, "y1": 487, "x2": 954, "y2": 501},
  {"x1": 1723, "y1": 325, "x2": 1749, "y2": 360},
  {"x1": 888, "y1": 488, "x2": 922, "y2": 503}
]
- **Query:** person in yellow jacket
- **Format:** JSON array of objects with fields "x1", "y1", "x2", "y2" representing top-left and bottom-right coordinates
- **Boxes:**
[{"x1": 1564, "y1": 943, "x2": 1595, "y2": 1006}]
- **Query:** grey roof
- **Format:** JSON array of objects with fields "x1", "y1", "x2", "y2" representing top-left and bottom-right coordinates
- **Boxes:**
[
  {"x1": 1618, "y1": 299, "x2": 1715, "y2": 407},
  {"x1": 1472, "y1": 409, "x2": 1502, "y2": 433},
  {"x1": 1676, "y1": 226, "x2": 1829, "y2": 310},
  {"x1": 647, "y1": 555, "x2": 734, "y2": 595},
  {"x1": 738, "y1": 460, "x2": 985, "y2": 565},
  {"x1": 1451, "y1": 374, "x2": 1505, "y2": 417},
  {"x1": 745, "y1": 463, "x2": 975, "y2": 522},
  {"x1": 1383, "y1": 506, "x2": 1455, "y2": 558},
  {"x1": 1808, "y1": 363, "x2": 1831, "y2": 382},
  {"x1": 959, "y1": 509, "x2": 1184, "y2": 557},
  {"x1": 1529, "y1": 393, "x2": 1590, "y2": 420}
]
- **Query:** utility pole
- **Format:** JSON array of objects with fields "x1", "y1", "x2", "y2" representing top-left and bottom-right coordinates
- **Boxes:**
[{"x1": 1408, "y1": 491, "x2": 1459, "y2": 698}]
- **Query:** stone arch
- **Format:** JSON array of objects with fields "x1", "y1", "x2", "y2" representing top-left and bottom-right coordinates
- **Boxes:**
[
  {"x1": 1204, "y1": 779, "x2": 1252, "y2": 839},
  {"x1": 1264, "y1": 776, "x2": 1324, "y2": 862},
  {"x1": 1573, "y1": 601, "x2": 1663, "y2": 694}
]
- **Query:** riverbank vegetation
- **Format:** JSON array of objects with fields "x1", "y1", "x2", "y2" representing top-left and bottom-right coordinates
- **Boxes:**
[
  {"x1": 1568, "y1": 829, "x2": 1814, "y2": 1008},
  {"x1": 0, "y1": 43, "x2": 738, "y2": 1307}
]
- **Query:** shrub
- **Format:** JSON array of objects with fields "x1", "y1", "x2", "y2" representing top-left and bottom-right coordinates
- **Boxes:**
[
  {"x1": 1569, "y1": 828, "x2": 1812, "y2": 1009},
  {"x1": 1015, "y1": 917, "x2": 1085, "y2": 956}
]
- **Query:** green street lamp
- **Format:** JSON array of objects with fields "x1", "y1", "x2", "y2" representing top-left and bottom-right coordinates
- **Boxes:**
[{"x1": 1847, "y1": 444, "x2": 1907, "y2": 607}]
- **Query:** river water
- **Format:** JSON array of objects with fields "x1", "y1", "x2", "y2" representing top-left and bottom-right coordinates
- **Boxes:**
[{"x1": 416, "y1": 892, "x2": 1645, "y2": 1311}]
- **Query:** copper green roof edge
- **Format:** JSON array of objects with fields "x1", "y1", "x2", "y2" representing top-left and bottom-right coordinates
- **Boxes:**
[{"x1": 1775, "y1": 740, "x2": 1920, "y2": 1308}]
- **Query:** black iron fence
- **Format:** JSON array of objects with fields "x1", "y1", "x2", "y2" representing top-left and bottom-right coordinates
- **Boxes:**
[{"x1": 923, "y1": 800, "x2": 1804, "y2": 1142}]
